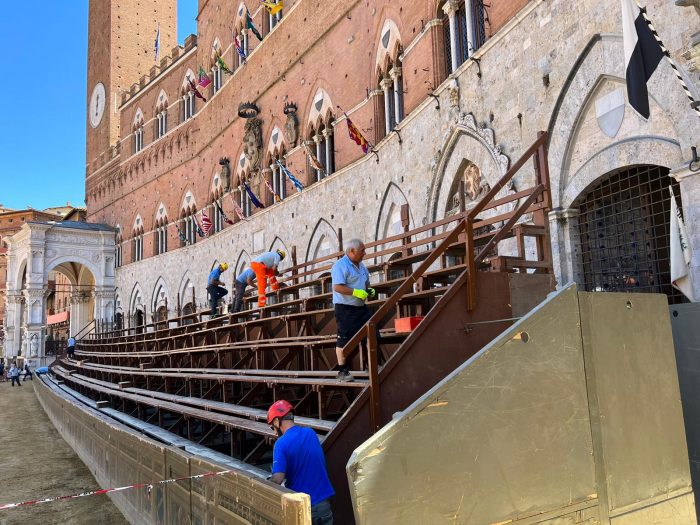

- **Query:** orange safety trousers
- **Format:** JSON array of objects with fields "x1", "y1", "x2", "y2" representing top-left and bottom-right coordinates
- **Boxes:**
[{"x1": 251, "y1": 261, "x2": 279, "y2": 307}]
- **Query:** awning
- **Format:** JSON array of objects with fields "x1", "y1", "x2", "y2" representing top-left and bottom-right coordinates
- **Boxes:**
[{"x1": 47, "y1": 310, "x2": 69, "y2": 325}]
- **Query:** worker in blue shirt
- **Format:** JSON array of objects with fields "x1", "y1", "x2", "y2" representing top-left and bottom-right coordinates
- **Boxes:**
[
  {"x1": 331, "y1": 239, "x2": 376, "y2": 381},
  {"x1": 251, "y1": 249, "x2": 286, "y2": 307},
  {"x1": 230, "y1": 267, "x2": 256, "y2": 313},
  {"x1": 207, "y1": 262, "x2": 229, "y2": 316},
  {"x1": 268, "y1": 400, "x2": 334, "y2": 524}
]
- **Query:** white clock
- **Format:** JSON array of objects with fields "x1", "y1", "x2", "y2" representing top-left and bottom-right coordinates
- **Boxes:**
[{"x1": 89, "y1": 82, "x2": 106, "y2": 128}]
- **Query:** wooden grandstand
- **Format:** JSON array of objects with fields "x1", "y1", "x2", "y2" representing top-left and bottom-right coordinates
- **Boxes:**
[{"x1": 48, "y1": 132, "x2": 555, "y2": 522}]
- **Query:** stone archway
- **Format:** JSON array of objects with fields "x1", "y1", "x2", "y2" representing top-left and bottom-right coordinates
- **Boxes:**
[{"x1": 3, "y1": 221, "x2": 115, "y2": 364}]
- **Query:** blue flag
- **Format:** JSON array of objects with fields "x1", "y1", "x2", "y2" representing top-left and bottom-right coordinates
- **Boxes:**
[
  {"x1": 276, "y1": 160, "x2": 304, "y2": 193},
  {"x1": 244, "y1": 182, "x2": 265, "y2": 208}
]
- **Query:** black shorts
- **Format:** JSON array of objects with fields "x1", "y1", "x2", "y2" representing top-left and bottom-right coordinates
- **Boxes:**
[{"x1": 335, "y1": 303, "x2": 372, "y2": 347}]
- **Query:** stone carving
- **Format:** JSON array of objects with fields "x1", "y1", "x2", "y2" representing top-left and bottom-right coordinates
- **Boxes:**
[
  {"x1": 448, "y1": 79, "x2": 460, "y2": 108},
  {"x1": 46, "y1": 233, "x2": 100, "y2": 245},
  {"x1": 219, "y1": 157, "x2": 231, "y2": 191},
  {"x1": 595, "y1": 88, "x2": 625, "y2": 138},
  {"x1": 457, "y1": 112, "x2": 510, "y2": 175},
  {"x1": 243, "y1": 118, "x2": 263, "y2": 171},
  {"x1": 284, "y1": 102, "x2": 299, "y2": 147},
  {"x1": 464, "y1": 164, "x2": 491, "y2": 201},
  {"x1": 30, "y1": 334, "x2": 39, "y2": 357}
]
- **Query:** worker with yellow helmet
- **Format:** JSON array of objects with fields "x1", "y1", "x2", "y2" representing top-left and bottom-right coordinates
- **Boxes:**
[
  {"x1": 251, "y1": 249, "x2": 286, "y2": 307},
  {"x1": 207, "y1": 262, "x2": 229, "y2": 316}
]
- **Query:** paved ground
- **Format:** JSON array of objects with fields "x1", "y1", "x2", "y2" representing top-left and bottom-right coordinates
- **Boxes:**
[{"x1": 0, "y1": 376, "x2": 129, "y2": 525}]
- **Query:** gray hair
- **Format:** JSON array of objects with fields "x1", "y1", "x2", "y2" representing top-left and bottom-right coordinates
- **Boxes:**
[{"x1": 345, "y1": 238, "x2": 365, "y2": 253}]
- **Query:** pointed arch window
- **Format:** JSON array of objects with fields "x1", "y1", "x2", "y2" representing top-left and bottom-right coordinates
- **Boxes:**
[
  {"x1": 133, "y1": 110, "x2": 145, "y2": 154},
  {"x1": 132, "y1": 228, "x2": 144, "y2": 262},
  {"x1": 156, "y1": 109, "x2": 168, "y2": 139},
  {"x1": 182, "y1": 79, "x2": 196, "y2": 122},
  {"x1": 155, "y1": 219, "x2": 168, "y2": 255},
  {"x1": 181, "y1": 209, "x2": 198, "y2": 246},
  {"x1": 239, "y1": 180, "x2": 252, "y2": 218},
  {"x1": 308, "y1": 119, "x2": 335, "y2": 182},
  {"x1": 441, "y1": 0, "x2": 488, "y2": 75},
  {"x1": 270, "y1": 152, "x2": 288, "y2": 202},
  {"x1": 115, "y1": 230, "x2": 123, "y2": 268}
]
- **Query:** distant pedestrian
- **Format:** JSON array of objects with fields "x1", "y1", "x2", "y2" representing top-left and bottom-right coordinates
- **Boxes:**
[
  {"x1": 230, "y1": 267, "x2": 256, "y2": 313},
  {"x1": 251, "y1": 250, "x2": 286, "y2": 307},
  {"x1": 9, "y1": 363, "x2": 21, "y2": 387},
  {"x1": 23, "y1": 363, "x2": 33, "y2": 382},
  {"x1": 0, "y1": 360, "x2": 5, "y2": 382},
  {"x1": 67, "y1": 336, "x2": 76, "y2": 358},
  {"x1": 207, "y1": 262, "x2": 229, "y2": 316}
]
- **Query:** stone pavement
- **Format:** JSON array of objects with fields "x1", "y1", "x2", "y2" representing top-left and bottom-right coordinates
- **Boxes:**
[{"x1": 0, "y1": 376, "x2": 128, "y2": 525}]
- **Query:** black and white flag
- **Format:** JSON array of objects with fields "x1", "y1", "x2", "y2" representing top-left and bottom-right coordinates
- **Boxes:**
[{"x1": 621, "y1": 0, "x2": 664, "y2": 119}]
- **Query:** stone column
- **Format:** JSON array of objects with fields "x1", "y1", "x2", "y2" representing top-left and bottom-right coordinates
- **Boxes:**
[
  {"x1": 442, "y1": 0, "x2": 460, "y2": 73},
  {"x1": 671, "y1": 161, "x2": 700, "y2": 300},
  {"x1": 314, "y1": 134, "x2": 323, "y2": 182},
  {"x1": 269, "y1": 163, "x2": 278, "y2": 200},
  {"x1": 3, "y1": 291, "x2": 24, "y2": 360},
  {"x1": 390, "y1": 66, "x2": 403, "y2": 124},
  {"x1": 23, "y1": 287, "x2": 47, "y2": 365},
  {"x1": 70, "y1": 291, "x2": 93, "y2": 337},
  {"x1": 548, "y1": 208, "x2": 581, "y2": 289},
  {"x1": 380, "y1": 77, "x2": 393, "y2": 134},
  {"x1": 241, "y1": 29, "x2": 249, "y2": 67},
  {"x1": 322, "y1": 128, "x2": 333, "y2": 174},
  {"x1": 463, "y1": 0, "x2": 475, "y2": 56}
]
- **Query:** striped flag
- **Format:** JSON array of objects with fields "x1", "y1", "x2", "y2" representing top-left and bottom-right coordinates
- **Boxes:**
[
  {"x1": 215, "y1": 201, "x2": 234, "y2": 225},
  {"x1": 244, "y1": 182, "x2": 265, "y2": 208},
  {"x1": 198, "y1": 66, "x2": 211, "y2": 89},
  {"x1": 193, "y1": 214, "x2": 206, "y2": 238},
  {"x1": 234, "y1": 36, "x2": 247, "y2": 63},
  {"x1": 228, "y1": 193, "x2": 247, "y2": 220},
  {"x1": 246, "y1": 9, "x2": 263, "y2": 41},
  {"x1": 345, "y1": 115, "x2": 371, "y2": 154},
  {"x1": 264, "y1": 177, "x2": 282, "y2": 202},
  {"x1": 154, "y1": 24, "x2": 160, "y2": 62},
  {"x1": 200, "y1": 209, "x2": 213, "y2": 235},
  {"x1": 216, "y1": 53, "x2": 234, "y2": 75},
  {"x1": 174, "y1": 223, "x2": 189, "y2": 245},
  {"x1": 621, "y1": 0, "x2": 664, "y2": 119},
  {"x1": 303, "y1": 142, "x2": 326, "y2": 177},
  {"x1": 276, "y1": 160, "x2": 304, "y2": 193}
]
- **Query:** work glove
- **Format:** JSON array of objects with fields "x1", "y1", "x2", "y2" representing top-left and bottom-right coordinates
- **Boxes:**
[
  {"x1": 352, "y1": 289, "x2": 369, "y2": 301},
  {"x1": 367, "y1": 287, "x2": 377, "y2": 299}
]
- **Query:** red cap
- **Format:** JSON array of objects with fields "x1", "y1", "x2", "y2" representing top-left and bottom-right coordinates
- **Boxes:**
[{"x1": 267, "y1": 400, "x2": 293, "y2": 424}]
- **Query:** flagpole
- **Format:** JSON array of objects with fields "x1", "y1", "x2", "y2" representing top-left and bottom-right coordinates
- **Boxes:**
[{"x1": 634, "y1": 1, "x2": 700, "y2": 119}]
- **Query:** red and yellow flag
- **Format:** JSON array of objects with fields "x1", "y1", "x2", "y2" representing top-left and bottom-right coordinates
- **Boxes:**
[{"x1": 346, "y1": 116, "x2": 370, "y2": 154}]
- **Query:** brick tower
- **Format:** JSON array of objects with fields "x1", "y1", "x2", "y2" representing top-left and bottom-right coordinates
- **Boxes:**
[{"x1": 86, "y1": 0, "x2": 177, "y2": 174}]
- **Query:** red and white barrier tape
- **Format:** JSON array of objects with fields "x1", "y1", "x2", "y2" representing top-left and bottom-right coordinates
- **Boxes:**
[{"x1": 0, "y1": 468, "x2": 237, "y2": 510}]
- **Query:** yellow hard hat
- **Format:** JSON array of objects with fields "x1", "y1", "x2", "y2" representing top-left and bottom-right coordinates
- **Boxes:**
[
  {"x1": 220, "y1": 262, "x2": 229, "y2": 271},
  {"x1": 276, "y1": 249, "x2": 286, "y2": 260}
]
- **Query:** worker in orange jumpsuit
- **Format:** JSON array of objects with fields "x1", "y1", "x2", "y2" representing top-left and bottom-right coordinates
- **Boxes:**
[{"x1": 250, "y1": 249, "x2": 286, "y2": 307}]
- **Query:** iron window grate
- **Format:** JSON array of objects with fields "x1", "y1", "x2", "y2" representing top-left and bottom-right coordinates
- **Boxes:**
[{"x1": 576, "y1": 164, "x2": 687, "y2": 305}]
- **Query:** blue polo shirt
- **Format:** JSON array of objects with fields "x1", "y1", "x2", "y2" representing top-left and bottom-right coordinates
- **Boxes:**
[
  {"x1": 272, "y1": 426, "x2": 334, "y2": 506},
  {"x1": 236, "y1": 268, "x2": 255, "y2": 284},
  {"x1": 254, "y1": 251, "x2": 282, "y2": 268},
  {"x1": 208, "y1": 267, "x2": 223, "y2": 286},
  {"x1": 331, "y1": 255, "x2": 370, "y2": 306}
]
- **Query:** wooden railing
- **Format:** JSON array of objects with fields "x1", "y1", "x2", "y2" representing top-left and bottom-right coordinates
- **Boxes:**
[{"x1": 341, "y1": 131, "x2": 552, "y2": 431}]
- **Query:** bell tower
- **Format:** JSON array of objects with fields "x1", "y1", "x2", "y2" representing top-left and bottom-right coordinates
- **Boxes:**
[{"x1": 85, "y1": 0, "x2": 177, "y2": 174}]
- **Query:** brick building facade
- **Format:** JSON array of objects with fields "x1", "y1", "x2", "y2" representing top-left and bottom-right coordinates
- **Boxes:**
[{"x1": 83, "y1": 0, "x2": 700, "y2": 322}]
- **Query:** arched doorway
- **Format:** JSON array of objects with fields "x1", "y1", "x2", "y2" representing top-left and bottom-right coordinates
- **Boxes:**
[{"x1": 575, "y1": 164, "x2": 685, "y2": 304}]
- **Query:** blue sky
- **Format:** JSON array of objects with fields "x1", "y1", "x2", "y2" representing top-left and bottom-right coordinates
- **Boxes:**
[{"x1": 0, "y1": 0, "x2": 198, "y2": 212}]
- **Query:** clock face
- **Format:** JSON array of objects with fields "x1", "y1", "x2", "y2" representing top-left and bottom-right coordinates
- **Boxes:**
[{"x1": 89, "y1": 82, "x2": 106, "y2": 128}]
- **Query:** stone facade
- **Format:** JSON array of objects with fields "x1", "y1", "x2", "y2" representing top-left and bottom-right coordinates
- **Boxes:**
[
  {"x1": 84, "y1": 0, "x2": 700, "y2": 319},
  {"x1": 2, "y1": 222, "x2": 116, "y2": 365}
]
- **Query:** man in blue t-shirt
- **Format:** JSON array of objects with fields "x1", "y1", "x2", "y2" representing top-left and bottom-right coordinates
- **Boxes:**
[
  {"x1": 230, "y1": 267, "x2": 256, "y2": 313},
  {"x1": 330, "y1": 238, "x2": 376, "y2": 381},
  {"x1": 207, "y1": 262, "x2": 229, "y2": 316},
  {"x1": 268, "y1": 400, "x2": 334, "y2": 524}
]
